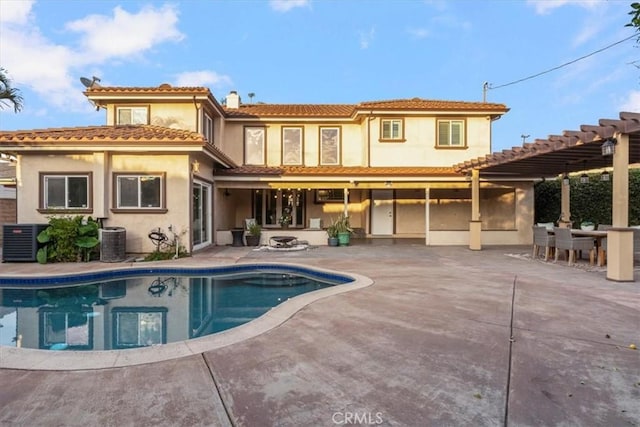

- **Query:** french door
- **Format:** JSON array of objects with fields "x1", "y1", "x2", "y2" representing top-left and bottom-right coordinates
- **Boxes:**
[
  {"x1": 192, "y1": 180, "x2": 211, "y2": 249},
  {"x1": 253, "y1": 189, "x2": 305, "y2": 228}
]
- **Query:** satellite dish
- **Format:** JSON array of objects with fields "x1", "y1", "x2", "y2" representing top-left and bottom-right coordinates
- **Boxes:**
[{"x1": 80, "y1": 76, "x2": 102, "y2": 88}]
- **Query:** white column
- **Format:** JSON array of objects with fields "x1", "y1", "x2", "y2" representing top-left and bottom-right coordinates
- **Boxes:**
[
  {"x1": 607, "y1": 132, "x2": 634, "y2": 282},
  {"x1": 469, "y1": 169, "x2": 482, "y2": 250},
  {"x1": 425, "y1": 188, "x2": 430, "y2": 246}
]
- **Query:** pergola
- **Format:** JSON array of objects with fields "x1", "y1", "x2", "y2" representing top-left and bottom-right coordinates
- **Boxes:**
[{"x1": 455, "y1": 112, "x2": 640, "y2": 282}]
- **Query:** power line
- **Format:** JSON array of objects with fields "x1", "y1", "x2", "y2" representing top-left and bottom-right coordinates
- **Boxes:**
[{"x1": 487, "y1": 34, "x2": 637, "y2": 91}]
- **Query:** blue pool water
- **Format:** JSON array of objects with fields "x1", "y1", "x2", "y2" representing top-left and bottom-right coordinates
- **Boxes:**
[{"x1": 0, "y1": 265, "x2": 352, "y2": 351}]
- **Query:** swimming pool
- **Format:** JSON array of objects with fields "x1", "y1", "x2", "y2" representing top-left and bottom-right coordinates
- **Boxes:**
[{"x1": 0, "y1": 264, "x2": 353, "y2": 352}]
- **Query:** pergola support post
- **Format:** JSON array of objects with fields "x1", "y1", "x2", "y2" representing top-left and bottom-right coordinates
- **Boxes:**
[
  {"x1": 559, "y1": 175, "x2": 572, "y2": 228},
  {"x1": 607, "y1": 133, "x2": 635, "y2": 282},
  {"x1": 469, "y1": 169, "x2": 482, "y2": 250}
]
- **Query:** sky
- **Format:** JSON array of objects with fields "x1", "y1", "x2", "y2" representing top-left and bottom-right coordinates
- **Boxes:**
[{"x1": 0, "y1": 0, "x2": 638, "y2": 153}]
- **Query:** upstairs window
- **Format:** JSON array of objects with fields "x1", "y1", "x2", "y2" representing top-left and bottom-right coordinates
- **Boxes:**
[
  {"x1": 437, "y1": 119, "x2": 465, "y2": 147},
  {"x1": 244, "y1": 126, "x2": 266, "y2": 165},
  {"x1": 40, "y1": 173, "x2": 91, "y2": 211},
  {"x1": 380, "y1": 118, "x2": 404, "y2": 141},
  {"x1": 203, "y1": 113, "x2": 213, "y2": 143},
  {"x1": 282, "y1": 127, "x2": 303, "y2": 165},
  {"x1": 319, "y1": 127, "x2": 340, "y2": 165},
  {"x1": 115, "y1": 173, "x2": 164, "y2": 210},
  {"x1": 117, "y1": 107, "x2": 148, "y2": 125}
]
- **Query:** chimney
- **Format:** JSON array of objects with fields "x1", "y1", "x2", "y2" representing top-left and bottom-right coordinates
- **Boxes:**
[{"x1": 226, "y1": 90, "x2": 240, "y2": 109}]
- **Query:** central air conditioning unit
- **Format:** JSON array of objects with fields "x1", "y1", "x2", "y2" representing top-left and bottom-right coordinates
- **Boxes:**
[{"x1": 2, "y1": 224, "x2": 48, "y2": 262}]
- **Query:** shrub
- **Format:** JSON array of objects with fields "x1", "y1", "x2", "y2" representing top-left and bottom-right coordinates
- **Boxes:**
[{"x1": 36, "y1": 216, "x2": 100, "y2": 263}]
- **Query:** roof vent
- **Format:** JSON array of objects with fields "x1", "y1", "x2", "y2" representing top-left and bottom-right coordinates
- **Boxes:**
[{"x1": 159, "y1": 83, "x2": 172, "y2": 89}]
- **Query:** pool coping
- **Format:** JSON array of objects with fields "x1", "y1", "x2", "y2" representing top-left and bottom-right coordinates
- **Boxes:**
[{"x1": 0, "y1": 262, "x2": 373, "y2": 371}]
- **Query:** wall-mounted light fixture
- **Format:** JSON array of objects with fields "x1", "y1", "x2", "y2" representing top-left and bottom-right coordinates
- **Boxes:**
[
  {"x1": 562, "y1": 173, "x2": 570, "y2": 186},
  {"x1": 600, "y1": 170, "x2": 610, "y2": 182},
  {"x1": 384, "y1": 181, "x2": 392, "y2": 187},
  {"x1": 601, "y1": 138, "x2": 617, "y2": 157},
  {"x1": 223, "y1": 189, "x2": 231, "y2": 197}
]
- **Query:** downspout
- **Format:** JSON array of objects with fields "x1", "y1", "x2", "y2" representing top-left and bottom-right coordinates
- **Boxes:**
[{"x1": 367, "y1": 111, "x2": 374, "y2": 167}]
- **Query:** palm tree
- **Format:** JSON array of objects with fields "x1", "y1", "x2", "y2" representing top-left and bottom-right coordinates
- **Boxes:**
[{"x1": 0, "y1": 67, "x2": 24, "y2": 113}]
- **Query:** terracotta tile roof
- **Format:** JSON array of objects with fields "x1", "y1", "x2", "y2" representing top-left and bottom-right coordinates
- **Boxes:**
[
  {"x1": 0, "y1": 125, "x2": 206, "y2": 144},
  {"x1": 224, "y1": 103, "x2": 355, "y2": 118},
  {"x1": 216, "y1": 165, "x2": 460, "y2": 177},
  {"x1": 84, "y1": 84, "x2": 212, "y2": 96},
  {"x1": 358, "y1": 98, "x2": 508, "y2": 112},
  {"x1": 224, "y1": 98, "x2": 508, "y2": 118}
]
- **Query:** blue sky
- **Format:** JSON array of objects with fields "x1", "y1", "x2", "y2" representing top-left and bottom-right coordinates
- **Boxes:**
[{"x1": 0, "y1": 0, "x2": 638, "y2": 153}]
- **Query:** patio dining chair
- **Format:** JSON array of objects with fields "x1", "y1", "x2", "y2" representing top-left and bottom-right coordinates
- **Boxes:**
[
  {"x1": 553, "y1": 227, "x2": 596, "y2": 266},
  {"x1": 532, "y1": 225, "x2": 555, "y2": 261}
]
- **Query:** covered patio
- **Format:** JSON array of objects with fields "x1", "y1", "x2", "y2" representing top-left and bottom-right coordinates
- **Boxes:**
[{"x1": 455, "y1": 111, "x2": 640, "y2": 282}]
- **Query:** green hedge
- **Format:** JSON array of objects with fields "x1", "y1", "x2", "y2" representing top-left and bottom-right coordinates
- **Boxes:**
[{"x1": 534, "y1": 169, "x2": 640, "y2": 227}]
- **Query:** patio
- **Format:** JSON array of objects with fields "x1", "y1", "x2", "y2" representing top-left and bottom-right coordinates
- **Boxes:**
[{"x1": 0, "y1": 243, "x2": 638, "y2": 426}]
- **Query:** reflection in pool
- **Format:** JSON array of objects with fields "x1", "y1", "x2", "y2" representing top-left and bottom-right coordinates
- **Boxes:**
[{"x1": 0, "y1": 265, "x2": 352, "y2": 351}]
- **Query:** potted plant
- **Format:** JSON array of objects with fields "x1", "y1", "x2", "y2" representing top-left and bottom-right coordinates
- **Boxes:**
[
  {"x1": 333, "y1": 214, "x2": 352, "y2": 246},
  {"x1": 246, "y1": 222, "x2": 262, "y2": 246},
  {"x1": 279, "y1": 207, "x2": 292, "y2": 229},
  {"x1": 580, "y1": 221, "x2": 595, "y2": 231},
  {"x1": 326, "y1": 223, "x2": 339, "y2": 246}
]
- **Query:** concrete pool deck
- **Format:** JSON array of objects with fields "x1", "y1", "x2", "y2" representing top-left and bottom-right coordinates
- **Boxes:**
[{"x1": 1, "y1": 242, "x2": 639, "y2": 426}]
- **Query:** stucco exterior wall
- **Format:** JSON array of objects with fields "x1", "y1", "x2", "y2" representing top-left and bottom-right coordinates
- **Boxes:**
[
  {"x1": 17, "y1": 154, "x2": 192, "y2": 255},
  {"x1": 219, "y1": 119, "x2": 489, "y2": 168},
  {"x1": 104, "y1": 103, "x2": 197, "y2": 131},
  {"x1": 368, "y1": 116, "x2": 492, "y2": 167},
  {"x1": 110, "y1": 155, "x2": 191, "y2": 254}
]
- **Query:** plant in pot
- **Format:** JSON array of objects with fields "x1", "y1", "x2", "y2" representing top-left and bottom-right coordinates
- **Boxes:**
[
  {"x1": 246, "y1": 222, "x2": 262, "y2": 246},
  {"x1": 333, "y1": 214, "x2": 352, "y2": 246},
  {"x1": 279, "y1": 207, "x2": 292, "y2": 229},
  {"x1": 326, "y1": 222, "x2": 338, "y2": 246},
  {"x1": 580, "y1": 221, "x2": 595, "y2": 231}
]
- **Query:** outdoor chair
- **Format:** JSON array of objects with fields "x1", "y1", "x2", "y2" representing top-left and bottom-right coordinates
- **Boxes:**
[
  {"x1": 532, "y1": 225, "x2": 555, "y2": 261},
  {"x1": 553, "y1": 227, "x2": 595, "y2": 266},
  {"x1": 308, "y1": 218, "x2": 322, "y2": 229}
]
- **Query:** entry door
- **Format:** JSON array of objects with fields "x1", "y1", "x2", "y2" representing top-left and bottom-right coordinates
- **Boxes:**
[{"x1": 371, "y1": 190, "x2": 394, "y2": 235}]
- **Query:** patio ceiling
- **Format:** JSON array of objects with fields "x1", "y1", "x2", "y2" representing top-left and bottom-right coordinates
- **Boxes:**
[{"x1": 455, "y1": 112, "x2": 640, "y2": 178}]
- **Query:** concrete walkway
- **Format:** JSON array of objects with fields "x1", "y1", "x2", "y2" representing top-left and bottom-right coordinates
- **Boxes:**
[{"x1": 1, "y1": 243, "x2": 638, "y2": 426}]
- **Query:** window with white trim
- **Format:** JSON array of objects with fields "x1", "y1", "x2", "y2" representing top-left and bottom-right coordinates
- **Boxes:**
[
  {"x1": 380, "y1": 119, "x2": 404, "y2": 141},
  {"x1": 117, "y1": 107, "x2": 148, "y2": 125},
  {"x1": 437, "y1": 119, "x2": 465, "y2": 147},
  {"x1": 42, "y1": 174, "x2": 90, "y2": 209},
  {"x1": 203, "y1": 113, "x2": 213, "y2": 143},
  {"x1": 116, "y1": 174, "x2": 163, "y2": 209}
]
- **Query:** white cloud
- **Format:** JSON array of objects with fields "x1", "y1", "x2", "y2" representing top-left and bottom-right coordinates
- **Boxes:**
[
  {"x1": 175, "y1": 71, "x2": 232, "y2": 88},
  {"x1": 66, "y1": 5, "x2": 184, "y2": 63},
  {"x1": 0, "y1": 0, "x2": 34, "y2": 24},
  {"x1": 0, "y1": 3, "x2": 186, "y2": 113},
  {"x1": 359, "y1": 27, "x2": 375, "y2": 49},
  {"x1": 407, "y1": 27, "x2": 430, "y2": 39},
  {"x1": 526, "y1": 0, "x2": 603, "y2": 15},
  {"x1": 619, "y1": 90, "x2": 640, "y2": 112},
  {"x1": 269, "y1": 0, "x2": 310, "y2": 13}
]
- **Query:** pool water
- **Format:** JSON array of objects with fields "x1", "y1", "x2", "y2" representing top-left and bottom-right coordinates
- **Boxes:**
[{"x1": 0, "y1": 265, "x2": 351, "y2": 351}]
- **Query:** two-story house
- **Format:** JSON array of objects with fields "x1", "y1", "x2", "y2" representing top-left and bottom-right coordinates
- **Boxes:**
[{"x1": 0, "y1": 83, "x2": 535, "y2": 254}]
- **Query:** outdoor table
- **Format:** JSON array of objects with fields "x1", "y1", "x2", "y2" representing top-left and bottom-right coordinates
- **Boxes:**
[
  {"x1": 231, "y1": 228, "x2": 245, "y2": 247},
  {"x1": 570, "y1": 229, "x2": 608, "y2": 267}
]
